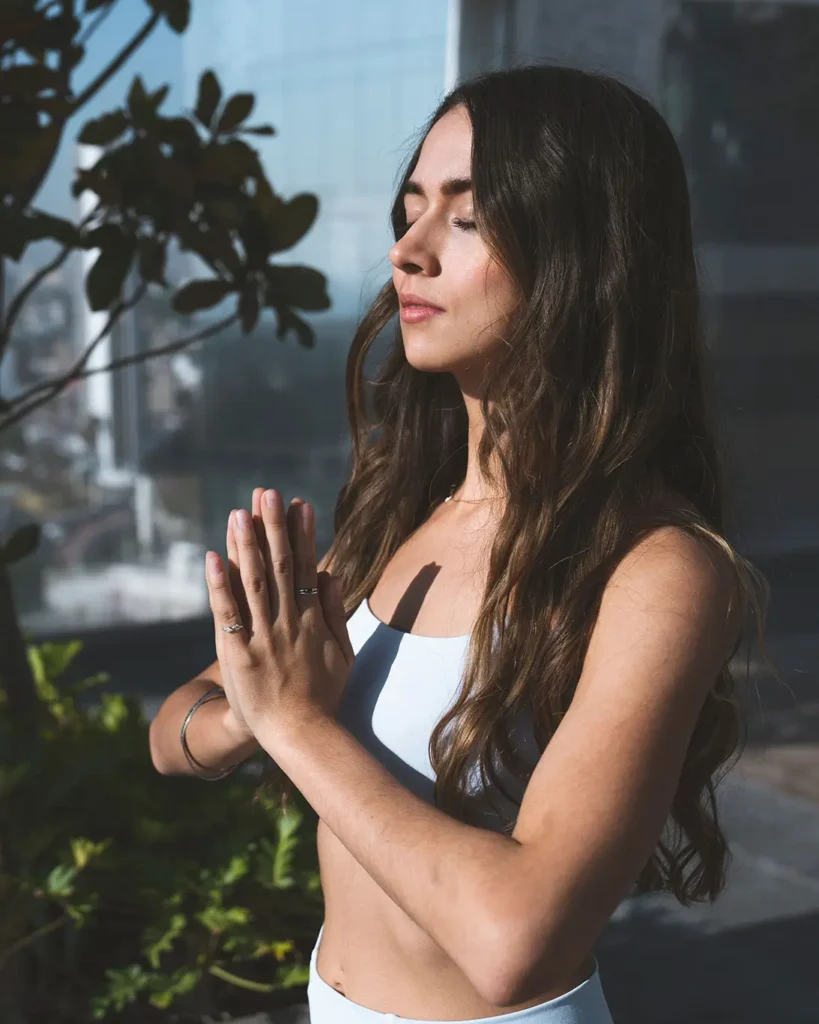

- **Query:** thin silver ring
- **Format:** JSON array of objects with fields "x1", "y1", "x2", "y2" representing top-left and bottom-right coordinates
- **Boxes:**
[
  {"x1": 221, "y1": 623, "x2": 245, "y2": 633},
  {"x1": 297, "y1": 587, "x2": 319, "y2": 595}
]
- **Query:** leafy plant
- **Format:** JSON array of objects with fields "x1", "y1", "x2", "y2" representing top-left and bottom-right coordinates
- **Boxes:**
[{"x1": 0, "y1": 639, "x2": 324, "y2": 1023}]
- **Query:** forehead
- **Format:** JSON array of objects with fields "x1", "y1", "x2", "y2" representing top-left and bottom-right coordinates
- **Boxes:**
[{"x1": 402, "y1": 106, "x2": 472, "y2": 201}]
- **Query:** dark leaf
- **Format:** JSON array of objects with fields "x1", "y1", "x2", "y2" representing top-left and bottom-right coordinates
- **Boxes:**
[
  {"x1": 194, "y1": 70, "x2": 221, "y2": 130},
  {"x1": 265, "y1": 193, "x2": 318, "y2": 253},
  {"x1": 0, "y1": 212, "x2": 32, "y2": 261},
  {"x1": 2, "y1": 523, "x2": 41, "y2": 566},
  {"x1": 26, "y1": 212, "x2": 82, "y2": 248},
  {"x1": 240, "y1": 124, "x2": 276, "y2": 137},
  {"x1": 82, "y1": 223, "x2": 122, "y2": 251},
  {"x1": 77, "y1": 110, "x2": 128, "y2": 146},
  {"x1": 71, "y1": 162, "x2": 122, "y2": 204},
  {"x1": 207, "y1": 198, "x2": 246, "y2": 230},
  {"x1": 0, "y1": 64, "x2": 62, "y2": 96},
  {"x1": 215, "y1": 93, "x2": 255, "y2": 134},
  {"x1": 196, "y1": 139, "x2": 258, "y2": 186},
  {"x1": 154, "y1": 116, "x2": 200, "y2": 148},
  {"x1": 0, "y1": 122, "x2": 61, "y2": 201},
  {"x1": 137, "y1": 237, "x2": 167, "y2": 286},
  {"x1": 182, "y1": 225, "x2": 242, "y2": 278},
  {"x1": 126, "y1": 75, "x2": 152, "y2": 127},
  {"x1": 66, "y1": 42, "x2": 85, "y2": 71},
  {"x1": 0, "y1": 209, "x2": 79, "y2": 259},
  {"x1": 264, "y1": 265, "x2": 330, "y2": 312},
  {"x1": 275, "y1": 307, "x2": 315, "y2": 349},
  {"x1": 85, "y1": 235, "x2": 136, "y2": 312},
  {"x1": 147, "y1": 84, "x2": 170, "y2": 112},
  {"x1": 172, "y1": 279, "x2": 233, "y2": 314},
  {"x1": 146, "y1": 0, "x2": 191, "y2": 33},
  {"x1": 238, "y1": 286, "x2": 260, "y2": 334}
]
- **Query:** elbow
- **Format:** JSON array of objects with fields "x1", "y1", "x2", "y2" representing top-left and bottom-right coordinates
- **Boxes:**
[
  {"x1": 491, "y1": 934, "x2": 594, "y2": 1010},
  {"x1": 466, "y1": 905, "x2": 531, "y2": 1009},
  {"x1": 477, "y1": 912, "x2": 561, "y2": 1009},
  {"x1": 148, "y1": 718, "x2": 175, "y2": 775}
]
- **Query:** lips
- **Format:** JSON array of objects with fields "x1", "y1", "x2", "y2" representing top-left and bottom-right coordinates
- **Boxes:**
[{"x1": 399, "y1": 292, "x2": 445, "y2": 311}]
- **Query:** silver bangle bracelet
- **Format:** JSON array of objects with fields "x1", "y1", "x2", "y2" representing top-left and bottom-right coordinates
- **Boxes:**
[{"x1": 180, "y1": 687, "x2": 242, "y2": 781}]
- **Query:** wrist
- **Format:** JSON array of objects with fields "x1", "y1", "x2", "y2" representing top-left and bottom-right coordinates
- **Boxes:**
[
  {"x1": 221, "y1": 703, "x2": 258, "y2": 751},
  {"x1": 260, "y1": 706, "x2": 334, "y2": 761}
]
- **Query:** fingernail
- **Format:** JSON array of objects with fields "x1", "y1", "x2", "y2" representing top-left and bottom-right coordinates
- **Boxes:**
[
  {"x1": 265, "y1": 489, "x2": 277, "y2": 508},
  {"x1": 236, "y1": 508, "x2": 251, "y2": 534},
  {"x1": 301, "y1": 503, "x2": 311, "y2": 526},
  {"x1": 206, "y1": 552, "x2": 222, "y2": 578}
]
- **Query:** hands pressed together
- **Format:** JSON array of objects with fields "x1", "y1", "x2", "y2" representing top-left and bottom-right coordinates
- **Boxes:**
[{"x1": 205, "y1": 486, "x2": 355, "y2": 752}]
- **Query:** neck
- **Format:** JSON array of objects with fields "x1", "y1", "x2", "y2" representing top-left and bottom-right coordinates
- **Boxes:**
[{"x1": 451, "y1": 391, "x2": 506, "y2": 504}]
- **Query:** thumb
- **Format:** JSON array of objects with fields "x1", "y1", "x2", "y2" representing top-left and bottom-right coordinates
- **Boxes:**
[{"x1": 319, "y1": 571, "x2": 354, "y2": 666}]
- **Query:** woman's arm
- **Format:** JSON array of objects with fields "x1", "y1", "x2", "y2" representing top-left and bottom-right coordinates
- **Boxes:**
[
  {"x1": 148, "y1": 659, "x2": 261, "y2": 776},
  {"x1": 150, "y1": 490, "x2": 335, "y2": 778}
]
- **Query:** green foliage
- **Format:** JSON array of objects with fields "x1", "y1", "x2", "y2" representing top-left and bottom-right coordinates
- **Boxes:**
[{"x1": 0, "y1": 639, "x2": 324, "y2": 1023}]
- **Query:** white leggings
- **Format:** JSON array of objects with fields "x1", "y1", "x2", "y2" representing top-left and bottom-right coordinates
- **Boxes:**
[{"x1": 307, "y1": 923, "x2": 615, "y2": 1024}]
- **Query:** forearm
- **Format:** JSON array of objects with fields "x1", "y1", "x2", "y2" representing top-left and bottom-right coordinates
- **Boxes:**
[
  {"x1": 260, "y1": 713, "x2": 521, "y2": 1000},
  {"x1": 149, "y1": 676, "x2": 259, "y2": 776}
]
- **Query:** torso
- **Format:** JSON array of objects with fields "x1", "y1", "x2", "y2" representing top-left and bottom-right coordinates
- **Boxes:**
[
  {"x1": 313, "y1": 493, "x2": 585, "y2": 1017},
  {"x1": 314, "y1": 485, "x2": 695, "y2": 1017}
]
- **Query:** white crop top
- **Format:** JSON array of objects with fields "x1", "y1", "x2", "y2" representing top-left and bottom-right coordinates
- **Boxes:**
[{"x1": 337, "y1": 596, "x2": 543, "y2": 833}]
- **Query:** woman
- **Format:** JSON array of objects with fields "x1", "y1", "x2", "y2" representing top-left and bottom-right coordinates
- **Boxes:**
[{"x1": 150, "y1": 64, "x2": 776, "y2": 1023}]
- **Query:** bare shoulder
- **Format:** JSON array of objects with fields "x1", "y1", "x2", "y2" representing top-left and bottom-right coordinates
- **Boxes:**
[{"x1": 593, "y1": 515, "x2": 743, "y2": 686}]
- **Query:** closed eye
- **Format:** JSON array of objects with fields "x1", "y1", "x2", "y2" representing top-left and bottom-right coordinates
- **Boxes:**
[{"x1": 398, "y1": 218, "x2": 477, "y2": 238}]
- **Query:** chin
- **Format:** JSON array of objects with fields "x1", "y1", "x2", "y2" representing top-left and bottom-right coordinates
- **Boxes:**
[{"x1": 403, "y1": 346, "x2": 462, "y2": 374}]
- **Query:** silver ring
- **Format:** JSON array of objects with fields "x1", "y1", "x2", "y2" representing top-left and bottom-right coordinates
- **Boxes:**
[
  {"x1": 221, "y1": 623, "x2": 245, "y2": 633},
  {"x1": 297, "y1": 587, "x2": 319, "y2": 595}
]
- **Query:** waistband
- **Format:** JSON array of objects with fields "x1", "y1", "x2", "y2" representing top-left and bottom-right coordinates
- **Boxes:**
[{"x1": 306, "y1": 923, "x2": 614, "y2": 1024}]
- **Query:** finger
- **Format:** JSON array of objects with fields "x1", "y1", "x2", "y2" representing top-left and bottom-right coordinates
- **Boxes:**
[
  {"x1": 319, "y1": 571, "x2": 355, "y2": 667},
  {"x1": 259, "y1": 488, "x2": 297, "y2": 631},
  {"x1": 288, "y1": 496, "x2": 319, "y2": 615},
  {"x1": 234, "y1": 507, "x2": 271, "y2": 633},
  {"x1": 252, "y1": 487, "x2": 273, "y2": 616},
  {"x1": 226, "y1": 511, "x2": 252, "y2": 628},
  {"x1": 206, "y1": 551, "x2": 248, "y2": 643}
]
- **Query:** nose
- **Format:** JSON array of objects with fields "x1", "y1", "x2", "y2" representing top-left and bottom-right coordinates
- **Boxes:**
[{"x1": 389, "y1": 220, "x2": 442, "y2": 276}]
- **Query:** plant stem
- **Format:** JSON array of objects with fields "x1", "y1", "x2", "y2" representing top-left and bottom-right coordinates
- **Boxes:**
[
  {"x1": 0, "y1": 283, "x2": 148, "y2": 432},
  {"x1": 207, "y1": 963, "x2": 276, "y2": 993},
  {"x1": 70, "y1": 12, "x2": 160, "y2": 112},
  {"x1": 0, "y1": 310, "x2": 239, "y2": 434},
  {"x1": 0, "y1": 913, "x2": 70, "y2": 972}
]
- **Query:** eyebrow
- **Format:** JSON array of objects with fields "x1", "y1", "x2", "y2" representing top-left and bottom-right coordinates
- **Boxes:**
[{"x1": 402, "y1": 176, "x2": 472, "y2": 199}]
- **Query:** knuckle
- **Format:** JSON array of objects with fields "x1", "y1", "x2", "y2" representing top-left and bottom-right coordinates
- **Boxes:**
[
  {"x1": 246, "y1": 573, "x2": 267, "y2": 596},
  {"x1": 219, "y1": 611, "x2": 243, "y2": 630},
  {"x1": 272, "y1": 554, "x2": 293, "y2": 576}
]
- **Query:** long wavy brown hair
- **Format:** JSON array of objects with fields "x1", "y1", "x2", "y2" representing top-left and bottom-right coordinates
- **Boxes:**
[{"x1": 258, "y1": 64, "x2": 785, "y2": 906}]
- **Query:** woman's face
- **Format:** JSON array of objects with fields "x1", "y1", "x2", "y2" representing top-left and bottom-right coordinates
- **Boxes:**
[{"x1": 389, "y1": 104, "x2": 519, "y2": 391}]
